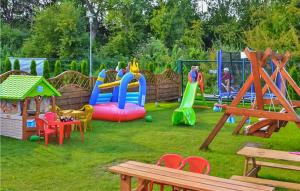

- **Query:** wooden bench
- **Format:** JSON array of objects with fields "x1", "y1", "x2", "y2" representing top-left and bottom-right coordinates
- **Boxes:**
[
  {"x1": 108, "y1": 160, "x2": 274, "y2": 191},
  {"x1": 231, "y1": 176, "x2": 300, "y2": 190},
  {"x1": 235, "y1": 146, "x2": 300, "y2": 189}
]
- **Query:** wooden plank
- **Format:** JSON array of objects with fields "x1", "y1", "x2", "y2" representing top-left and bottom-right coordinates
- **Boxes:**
[
  {"x1": 233, "y1": 116, "x2": 249, "y2": 135},
  {"x1": 259, "y1": 68, "x2": 295, "y2": 114},
  {"x1": 280, "y1": 69, "x2": 300, "y2": 96},
  {"x1": 249, "y1": 161, "x2": 300, "y2": 171},
  {"x1": 200, "y1": 113, "x2": 230, "y2": 150},
  {"x1": 237, "y1": 147, "x2": 300, "y2": 162},
  {"x1": 247, "y1": 119, "x2": 276, "y2": 134},
  {"x1": 230, "y1": 176, "x2": 299, "y2": 190},
  {"x1": 126, "y1": 161, "x2": 273, "y2": 191},
  {"x1": 109, "y1": 165, "x2": 233, "y2": 191},
  {"x1": 225, "y1": 107, "x2": 299, "y2": 122},
  {"x1": 119, "y1": 162, "x2": 271, "y2": 191},
  {"x1": 249, "y1": 52, "x2": 264, "y2": 110}
]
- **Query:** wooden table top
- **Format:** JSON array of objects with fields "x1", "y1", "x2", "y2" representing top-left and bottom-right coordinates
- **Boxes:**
[
  {"x1": 108, "y1": 161, "x2": 274, "y2": 191},
  {"x1": 237, "y1": 147, "x2": 300, "y2": 162}
]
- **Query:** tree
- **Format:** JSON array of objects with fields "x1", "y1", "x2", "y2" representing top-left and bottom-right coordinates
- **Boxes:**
[
  {"x1": 288, "y1": 65, "x2": 300, "y2": 100},
  {"x1": 43, "y1": 60, "x2": 50, "y2": 79},
  {"x1": 4, "y1": 57, "x2": 12, "y2": 72},
  {"x1": 22, "y1": 2, "x2": 88, "y2": 59},
  {"x1": 70, "y1": 60, "x2": 77, "y2": 71},
  {"x1": 13, "y1": 59, "x2": 20, "y2": 70},
  {"x1": 150, "y1": 0, "x2": 198, "y2": 49},
  {"x1": 80, "y1": 60, "x2": 88, "y2": 75},
  {"x1": 244, "y1": 0, "x2": 300, "y2": 59},
  {"x1": 54, "y1": 60, "x2": 62, "y2": 76},
  {"x1": 30, "y1": 60, "x2": 37, "y2": 75}
]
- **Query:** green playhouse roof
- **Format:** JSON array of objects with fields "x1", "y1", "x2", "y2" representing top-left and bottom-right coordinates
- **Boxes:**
[{"x1": 0, "y1": 75, "x2": 61, "y2": 100}]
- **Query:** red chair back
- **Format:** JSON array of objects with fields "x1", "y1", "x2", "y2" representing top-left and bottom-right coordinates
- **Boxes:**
[
  {"x1": 44, "y1": 112, "x2": 57, "y2": 122},
  {"x1": 156, "y1": 154, "x2": 184, "y2": 169},
  {"x1": 35, "y1": 117, "x2": 48, "y2": 133},
  {"x1": 179, "y1": 156, "x2": 210, "y2": 174}
]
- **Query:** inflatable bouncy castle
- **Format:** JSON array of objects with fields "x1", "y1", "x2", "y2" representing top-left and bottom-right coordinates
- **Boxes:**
[{"x1": 89, "y1": 60, "x2": 146, "y2": 122}]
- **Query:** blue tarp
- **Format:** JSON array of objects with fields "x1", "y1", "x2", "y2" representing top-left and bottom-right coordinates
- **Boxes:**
[{"x1": 9, "y1": 58, "x2": 46, "y2": 76}]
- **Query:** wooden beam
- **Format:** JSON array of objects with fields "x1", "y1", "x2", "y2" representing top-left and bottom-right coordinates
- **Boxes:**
[
  {"x1": 22, "y1": 98, "x2": 29, "y2": 140},
  {"x1": 200, "y1": 113, "x2": 230, "y2": 150},
  {"x1": 225, "y1": 107, "x2": 300, "y2": 122},
  {"x1": 259, "y1": 68, "x2": 295, "y2": 114},
  {"x1": 280, "y1": 69, "x2": 300, "y2": 96},
  {"x1": 233, "y1": 116, "x2": 249, "y2": 135},
  {"x1": 247, "y1": 119, "x2": 276, "y2": 134}
]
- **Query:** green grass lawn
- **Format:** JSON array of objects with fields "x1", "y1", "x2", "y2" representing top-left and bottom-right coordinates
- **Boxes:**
[{"x1": 1, "y1": 103, "x2": 300, "y2": 191}]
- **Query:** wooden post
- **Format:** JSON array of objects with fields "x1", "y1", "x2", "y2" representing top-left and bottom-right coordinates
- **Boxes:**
[
  {"x1": 34, "y1": 96, "x2": 42, "y2": 117},
  {"x1": 120, "y1": 175, "x2": 131, "y2": 191},
  {"x1": 200, "y1": 113, "x2": 230, "y2": 150},
  {"x1": 51, "y1": 96, "x2": 56, "y2": 113},
  {"x1": 22, "y1": 98, "x2": 29, "y2": 140}
]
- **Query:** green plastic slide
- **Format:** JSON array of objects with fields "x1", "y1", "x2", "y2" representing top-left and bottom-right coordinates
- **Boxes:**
[{"x1": 172, "y1": 82, "x2": 198, "y2": 125}]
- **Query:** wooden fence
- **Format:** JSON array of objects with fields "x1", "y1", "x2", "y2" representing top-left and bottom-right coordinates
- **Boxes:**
[{"x1": 0, "y1": 69, "x2": 181, "y2": 109}]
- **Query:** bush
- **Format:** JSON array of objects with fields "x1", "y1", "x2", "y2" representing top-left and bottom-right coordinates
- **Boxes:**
[
  {"x1": 148, "y1": 63, "x2": 155, "y2": 72},
  {"x1": 70, "y1": 60, "x2": 77, "y2": 71},
  {"x1": 54, "y1": 60, "x2": 62, "y2": 76},
  {"x1": 80, "y1": 60, "x2": 88, "y2": 75},
  {"x1": 30, "y1": 60, "x2": 37, "y2": 75},
  {"x1": 166, "y1": 64, "x2": 172, "y2": 70},
  {"x1": 13, "y1": 59, "x2": 20, "y2": 70},
  {"x1": 43, "y1": 60, "x2": 50, "y2": 79},
  {"x1": 4, "y1": 57, "x2": 12, "y2": 72}
]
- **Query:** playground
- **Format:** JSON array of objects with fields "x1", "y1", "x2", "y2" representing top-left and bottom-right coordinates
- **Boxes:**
[{"x1": 1, "y1": 103, "x2": 300, "y2": 190}]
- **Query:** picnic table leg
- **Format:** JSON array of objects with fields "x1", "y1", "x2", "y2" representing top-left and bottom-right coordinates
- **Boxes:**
[
  {"x1": 136, "y1": 179, "x2": 149, "y2": 191},
  {"x1": 120, "y1": 175, "x2": 131, "y2": 191},
  {"x1": 78, "y1": 122, "x2": 84, "y2": 141},
  {"x1": 243, "y1": 157, "x2": 250, "y2": 176}
]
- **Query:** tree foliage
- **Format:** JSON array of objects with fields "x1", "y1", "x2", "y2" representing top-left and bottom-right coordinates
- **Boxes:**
[
  {"x1": 43, "y1": 60, "x2": 50, "y2": 79},
  {"x1": 4, "y1": 57, "x2": 12, "y2": 72},
  {"x1": 13, "y1": 59, "x2": 20, "y2": 70},
  {"x1": 54, "y1": 60, "x2": 62, "y2": 76},
  {"x1": 22, "y1": 1, "x2": 88, "y2": 59},
  {"x1": 30, "y1": 60, "x2": 37, "y2": 75}
]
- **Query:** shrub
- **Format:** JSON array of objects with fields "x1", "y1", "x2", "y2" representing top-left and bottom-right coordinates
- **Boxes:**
[
  {"x1": 4, "y1": 57, "x2": 12, "y2": 72},
  {"x1": 99, "y1": 64, "x2": 106, "y2": 71},
  {"x1": 80, "y1": 60, "x2": 88, "y2": 75},
  {"x1": 70, "y1": 60, "x2": 77, "y2": 71},
  {"x1": 13, "y1": 59, "x2": 20, "y2": 70},
  {"x1": 288, "y1": 65, "x2": 300, "y2": 100},
  {"x1": 148, "y1": 63, "x2": 155, "y2": 72},
  {"x1": 54, "y1": 60, "x2": 62, "y2": 76},
  {"x1": 30, "y1": 60, "x2": 37, "y2": 75},
  {"x1": 43, "y1": 60, "x2": 50, "y2": 79},
  {"x1": 166, "y1": 64, "x2": 172, "y2": 70}
]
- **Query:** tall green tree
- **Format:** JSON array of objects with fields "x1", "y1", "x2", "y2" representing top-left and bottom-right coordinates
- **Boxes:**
[
  {"x1": 13, "y1": 59, "x2": 20, "y2": 70},
  {"x1": 80, "y1": 60, "x2": 88, "y2": 75},
  {"x1": 30, "y1": 60, "x2": 37, "y2": 75},
  {"x1": 4, "y1": 57, "x2": 12, "y2": 72},
  {"x1": 150, "y1": 0, "x2": 198, "y2": 49},
  {"x1": 70, "y1": 60, "x2": 77, "y2": 71},
  {"x1": 54, "y1": 60, "x2": 62, "y2": 76},
  {"x1": 43, "y1": 60, "x2": 50, "y2": 79},
  {"x1": 22, "y1": 1, "x2": 88, "y2": 59}
]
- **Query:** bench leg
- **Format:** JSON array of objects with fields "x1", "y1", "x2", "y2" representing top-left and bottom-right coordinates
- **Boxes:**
[
  {"x1": 120, "y1": 175, "x2": 131, "y2": 191},
  {"x1": 136, "y1": 179, "x2": 149, "y2": 191},
  {"x1": 243, "y1": 157, "x2": 260, "y2": 177}
]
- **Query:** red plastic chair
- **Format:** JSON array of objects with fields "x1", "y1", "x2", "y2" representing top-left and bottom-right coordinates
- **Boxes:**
[
  {"x1": 35, "y1": 118, "x2": 57, "y2": 146},
  {"x1": 44, "y1": 112, "x2": 71, "y2": 138},
  {"x1": 149, "y1": 154, "x2": 184, "y2": 191},
  {"x1": 179, "y1": 156, "x2": 210, "y2": 174}
]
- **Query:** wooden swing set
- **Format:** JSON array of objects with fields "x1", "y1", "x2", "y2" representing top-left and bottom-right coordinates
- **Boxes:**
[{"x1": 200, "y1": 47, "x2": 300, "y2": 150}]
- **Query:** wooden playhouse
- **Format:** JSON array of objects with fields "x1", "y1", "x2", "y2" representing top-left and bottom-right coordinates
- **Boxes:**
[{"x1": 0, "y1": 75, "x2": 61, "y2": 140}]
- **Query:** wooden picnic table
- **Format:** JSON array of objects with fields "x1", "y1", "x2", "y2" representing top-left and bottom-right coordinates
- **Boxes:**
[
  {"x1": 233, "y1": 146, "x2": 300, "y2": 190},
  {"x1": 108, "y1": 161, "x2": 274, "y2": 191}
]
